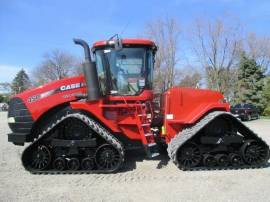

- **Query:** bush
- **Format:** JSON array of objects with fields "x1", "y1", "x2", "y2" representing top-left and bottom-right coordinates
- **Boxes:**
[
  {"x1": 263, "y1": 107, "x2": 270, "y2": 116},
  {"x1": 0, "y1": 94, "x2": 10, "y2": 103}
]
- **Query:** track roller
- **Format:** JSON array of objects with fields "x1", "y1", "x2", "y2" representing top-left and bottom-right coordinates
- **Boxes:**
[
  {"x1": 215, "y1": 154, "x2": 229, "y2": 166},
  {"x1": 67, "y1": 158, "x2": 80, "y2": 170},
  {"x1": 53, "y1": 157, "x2": 66, "y2": 171},
  {"x1": 229, "y1": 153, "x2": 242, "y2": 166},
  {"x1": 203, "y1": 154, "x2": 216, "y2": 167},
  {"x1": 81, "y1": 157, "x2": 95, "y2": 170}
]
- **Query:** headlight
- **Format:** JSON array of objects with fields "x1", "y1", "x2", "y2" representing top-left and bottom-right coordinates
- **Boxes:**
[{"x1": 8, "y1": 117, "x2": 15, "y2": 123}]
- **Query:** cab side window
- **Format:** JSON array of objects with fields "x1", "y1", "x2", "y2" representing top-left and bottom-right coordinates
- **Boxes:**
[{"x1": 95, "y1": 53, "x2": 107, "y2": 95}]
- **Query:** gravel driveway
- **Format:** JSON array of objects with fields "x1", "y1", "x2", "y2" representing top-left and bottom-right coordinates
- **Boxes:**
[{"x1": 0, "y1": 112, "x2": 270, "y2": 202}]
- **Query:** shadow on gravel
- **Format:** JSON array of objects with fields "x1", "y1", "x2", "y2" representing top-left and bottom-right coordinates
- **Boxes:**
[
  {"x1": 119, "y1": 148, "x2": 170, "y2": 173},
  {"x1": 263, "y1": 162, "x2": 270, "y2": 168},
  {"x1": 120, "y1": 148, "x2": 270, "y2": 173},
  {"x1": 156, "y1": 152, "x2": 170, "y2": 169},
  {"x1": 120, "y1": 150, "x2": 145, "y2": 172}
]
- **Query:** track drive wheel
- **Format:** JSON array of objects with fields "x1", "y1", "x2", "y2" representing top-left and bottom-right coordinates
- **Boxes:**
[
  {"x1": 95, "y1": 144, "x2": 122, "y2": 172},
  {"x1": 241, "y1": 140, "x2": 269, "y2": 165},
  {"x1": 31, "y1": 145, "x2": 51, "y2": 170},
  {"x1": 176, "y1": 143, "x2": 201, "y2": 169}
]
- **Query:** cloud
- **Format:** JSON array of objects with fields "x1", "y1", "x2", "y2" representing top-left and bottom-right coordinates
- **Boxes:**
[{"x1": 0, "y1": 64, "x2": 29, "y2": 83}]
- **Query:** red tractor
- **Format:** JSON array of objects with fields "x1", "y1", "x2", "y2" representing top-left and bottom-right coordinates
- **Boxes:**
[{"x1": 7, "y1": 37, "x2": 269, "y2": 173}]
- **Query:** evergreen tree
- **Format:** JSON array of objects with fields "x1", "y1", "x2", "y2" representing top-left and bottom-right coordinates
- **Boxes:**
[
  {"x1": 262, "y1": 76, "x2": 270, "y2": 107},
  {"x1": 0, "y1": 94, "x2": 4, "y2": 102},
  {"x1": 11, "y1": 69, "x2": 31, "y2": 94},
  {"x1": 0, "y1": 94, "x2": 9, "y2": 103},
  {"x1": 234, "y1": 53, "x2": 265, "y2": 112}
]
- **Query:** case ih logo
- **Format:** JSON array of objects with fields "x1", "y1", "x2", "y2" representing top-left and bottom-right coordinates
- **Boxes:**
[
  {"x1": 28, "y1": 83, "x2": 85, "y2": 103},
  {"x1": 60, "y1": 83, "x2": 84, "y2": 91}
]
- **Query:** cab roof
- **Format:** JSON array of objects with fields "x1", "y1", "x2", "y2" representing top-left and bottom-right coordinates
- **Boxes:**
[{"x1": 92, "y1": 38, "x2": 156, "y2": 50}]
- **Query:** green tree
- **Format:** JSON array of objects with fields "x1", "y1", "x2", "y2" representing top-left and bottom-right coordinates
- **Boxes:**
[
  {"x1": 11, "y1": 69, "x2": 31, "y2": 94},
  {"x1": 234, "y1": 53, "x2": 265, "y2": 112},
  {"x1": 0, "y1": 94, "x2": 5, "y2": 102},
  {"x1": 262, "y1": 76, "x2": 270, "y2": 114},
  {"x1": 263, "y1": 77, "x2": 270, "y2": 105},
  {"x1": 0, "y1": 94, "x2": 9, "y2": 103}
]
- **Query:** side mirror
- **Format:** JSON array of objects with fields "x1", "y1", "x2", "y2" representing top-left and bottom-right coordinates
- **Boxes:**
[
  {"x1": 107, "y1": 34, "x2": 123, "y2": 51},
  {"x1": 114, "y1": 38, "x2": 123, "y2": 51}
]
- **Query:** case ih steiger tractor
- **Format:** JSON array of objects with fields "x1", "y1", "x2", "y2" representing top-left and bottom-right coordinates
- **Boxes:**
[{"x1": 7, "y1": 37, "x2": 269, "y2": 174}]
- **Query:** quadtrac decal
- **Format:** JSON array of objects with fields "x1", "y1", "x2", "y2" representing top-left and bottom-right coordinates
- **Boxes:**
[{"x1": 28, "y1": 82, "x2": 85, "y2": 103}]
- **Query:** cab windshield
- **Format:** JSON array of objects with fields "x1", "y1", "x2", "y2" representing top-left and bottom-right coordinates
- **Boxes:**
[{"x1": 95, "y1": 47, "x2": 153, "y2": 95}]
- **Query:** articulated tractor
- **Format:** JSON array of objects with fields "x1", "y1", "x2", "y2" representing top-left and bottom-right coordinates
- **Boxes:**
[{"x1": 7, "y1": 37, "x2": 269, "y2": 173}]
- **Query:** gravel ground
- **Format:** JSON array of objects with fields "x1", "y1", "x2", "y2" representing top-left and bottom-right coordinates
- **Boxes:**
[{"x1": 0, "y1": 111, "x2": 270, "y2": 202}]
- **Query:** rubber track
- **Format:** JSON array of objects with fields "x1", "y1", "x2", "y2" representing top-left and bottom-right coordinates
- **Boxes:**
[
  {"x1": 167, "y1": 111, "x2": 270, "y2": 171},
  {"x1": 22, "y1": 113, "x2": 125, "y2": 174}
]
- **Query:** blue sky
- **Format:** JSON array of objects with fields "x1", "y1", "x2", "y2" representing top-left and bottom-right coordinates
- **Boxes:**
[{"x1": 1, "y1": 0, "x2": 270, "y2": 82}]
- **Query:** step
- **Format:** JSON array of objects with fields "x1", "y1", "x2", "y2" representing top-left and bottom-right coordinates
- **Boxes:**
[
  {"x1": 148, "y1": 143, "x2": 157, "y2": 147},
  {"x1": 144, "y1": 133, "x2": 152, "y2": 137},
  {"x1": 150, "y1": 152, "x2": 160, "y2": 158},
  {"x1": 138, "y1": 114, "x2": 147, "y2": 117},
  {"x1": 144, "y1": 143, "x2": 160, "y2": 158}
]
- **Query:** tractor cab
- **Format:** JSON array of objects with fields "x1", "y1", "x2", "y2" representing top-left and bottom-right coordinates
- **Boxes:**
[{"x1": 92, "y1": 39, "x2": 157, "y2": 96}]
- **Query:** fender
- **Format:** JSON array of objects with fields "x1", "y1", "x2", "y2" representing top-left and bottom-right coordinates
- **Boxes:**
[{"x1": 162, "y1": 87, "x2": 230, "y2": 142}]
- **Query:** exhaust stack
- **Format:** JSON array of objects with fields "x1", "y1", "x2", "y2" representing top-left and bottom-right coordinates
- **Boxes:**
[{"x1": 73, "y1": 38, "x2": 100, "y2": 101}]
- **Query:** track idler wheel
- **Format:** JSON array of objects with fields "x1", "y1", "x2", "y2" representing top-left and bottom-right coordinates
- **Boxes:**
[
  {"x1": 241, "y1": 140, "x2": 269, "y2": 165},
  {"x1": 81, "y1": 157, "x2": 95, "y2": 170},
  {"x1": 229, "y1": 153, "x2": 242, "y2": 166},
  {"x1": 215, "y1": 154, "x2": 229, "y2": 166},
  {"x1": 53, "y1": 157, "x2": 66, "y2": 171},
  {"x1": 31, "y1": 145, "x2": 51, "y2": 170},
  {"x1": 95, "y1": 144, "x2": 122, "y2": 172},
  {"x1": 176, "y1": 143, "x2": 201, "y2": 169},
  {"x1": 67, "y1": 158, "x2": 80, "y2": 170},
  {"x1": 203, "y1": 154, "x2": 216, "y2": 167}
]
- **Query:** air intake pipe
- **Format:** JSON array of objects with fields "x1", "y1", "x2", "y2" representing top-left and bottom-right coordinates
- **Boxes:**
[{"x1": 73, "y1": 38, "x2": 100, "y2": 101}]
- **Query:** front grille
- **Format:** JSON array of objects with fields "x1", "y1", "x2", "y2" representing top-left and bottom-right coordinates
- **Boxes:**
[{"x1": 8, "y1": 97, "x2": 34, "y2": 133}]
